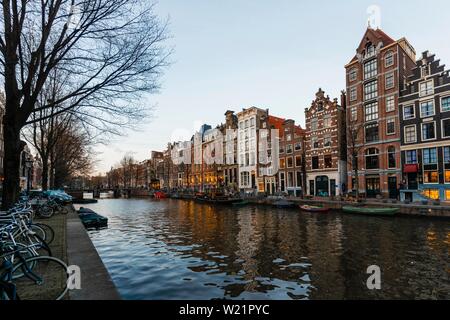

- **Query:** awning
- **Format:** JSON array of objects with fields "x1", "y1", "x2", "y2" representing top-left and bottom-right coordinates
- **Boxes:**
[{"x1": 403, "y1": 164, "x2": 419, "y2": 173}]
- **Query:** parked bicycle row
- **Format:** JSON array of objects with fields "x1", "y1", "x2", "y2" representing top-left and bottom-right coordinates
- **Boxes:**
[{"x1": 0, "y1": 197, "x2": 70, "y2": 300}]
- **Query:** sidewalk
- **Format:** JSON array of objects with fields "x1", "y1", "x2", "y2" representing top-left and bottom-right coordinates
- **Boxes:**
[{"x1": 66, "y1": 208, "x2": 121, "y2": 300}]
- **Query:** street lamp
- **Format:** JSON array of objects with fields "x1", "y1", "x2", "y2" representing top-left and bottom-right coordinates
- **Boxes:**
[{"x1": 25, "y1": 157, "x2": 34, "y2": 192}]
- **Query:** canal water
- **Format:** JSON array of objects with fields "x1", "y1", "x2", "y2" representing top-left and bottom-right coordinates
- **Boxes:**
[{"x1": 81, "y1": 199, "x2": 450, "y2": 300}]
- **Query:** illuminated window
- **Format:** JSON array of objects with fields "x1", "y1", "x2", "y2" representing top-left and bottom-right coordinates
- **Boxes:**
[
  {"x1": 422, "y1": 189, "x2": 439, "y2": 200},
  {"x1": 445, "y1": 171, "x2": 450, "y2": 183},
  {"x1": 446, "y1": 190, "x2": 450, "y2": 200},
  {"x1": 279, "y1": 158, "x2": 286, "y2": 169},
  {"x1": 423, "y1": 172, "x2": 438, "y2": 183}
]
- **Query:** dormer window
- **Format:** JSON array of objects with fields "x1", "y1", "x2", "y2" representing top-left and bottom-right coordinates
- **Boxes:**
[
  {"x1": 366, "y1": 44, "x2": 375, "y2": 58},
  {"x1": 317, "y1": 102, "x2": 324, "y2": 111}
]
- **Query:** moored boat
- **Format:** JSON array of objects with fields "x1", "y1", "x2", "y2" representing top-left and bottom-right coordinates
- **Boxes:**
[
  {"x1": 342, "y1": 206, "x2": 399, "y2": 216},
  {"x1": 232, "y1": 200, "x2": 249, "y2": 207},
  {"x1": 300, "y1": 205, "x2": 330, "y2": 213},
  {"x1": 273, "y1": 199, "x2": 296, "y2": 209}
]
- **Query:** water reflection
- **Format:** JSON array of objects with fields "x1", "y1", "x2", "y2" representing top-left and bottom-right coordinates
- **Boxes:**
[{"x1": 82, "y1": 199, "x2": 450, "y2": 300}]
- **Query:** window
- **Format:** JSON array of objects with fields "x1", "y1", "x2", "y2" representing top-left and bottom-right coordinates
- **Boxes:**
[
  {"x1": 406, "y1": 150, "x2": 417, "y2": 164},
  {"x1": 365, "y1": 123, "x2": 379, "y2": 143},
  {"x1": 317, "y1": 102, "x2": 324, "y2": 111},
  {"x1": 279, "y1": 158, "x2": 286, "y2": 169},
  {"x1": 442, "y1": 97, "x2": 450, "y2": 112},
  {"x1": 312, "y1": 136, "x2": 319, "y2": 149},
  {"x1": 294, "y1": 143, "x2": 301, "y2": 151},
  {"x1": 287, "y1": 157, "x2": 294, "y2": 168},
  {"x1": 286, "y1": 144, "x2": 293, "y2": 154},
  {"x1": 350, "y1": 107, "x2": 357, "y2": 121},
  {"x1": 312, "y1": 156, "x2": 319, "y2": 170},
  {"x1": 311, "y1": 117, "x2": 318, "y2": 131},
  {"x1": 364, "y1": 59, "x2": 377, "y2": 80},
  {"x1": 422, "y1": 189, "x2": 439, "y2": 199},
  {"x1": 446, "y1": 190, "x2": 450, "y2": 200},
  {"x1": 286, "y1": 134, "x2": 292, "y2": 141},
  {"x1": 404, "y1": 125, "x2": 416, "y2": 143},
  {"x1": 421, "y1": 122, "x2": 436, "y2": 141},
  {"x1": 365, "y1": 148, "x2": 379, "y2": 169},
  {"x1": 287, "y1": 172, "x2": 294, "y2": 187},
  {"x1": 323, "y1": 114, "x2": 331, "y2": 127},
  {"x1": 364, "y1": 81, "x2": 378, "y2": 101},
  {"x1": 445, "y1": 147, "x2": 450, "y2": 183},
  {"x1": 421, "y1": 65, "x2": 430, "y2": 78},
  {"x1": 386, "y1": 96, "x2": 395, "y2": 112},
  {"x1": 350, "y1": 87, "x2": 357, "y2": 101},
  {"x1": 387, "y1": 146, "x2": 396, "y2": 168},
  {"x1": 419, "y1": 80, "x2": 434, "y2": 97},
  {"x1": 385, "y1": 51, "x2": 394, "y2": 67},
  {"x1": 403, "y1": 105, "x2": 415, "y2": 119},
  {"x1": 423, "y1": 148, "x2": 438, "y2": 184},
  {"x1": 349, "y1": 68, "x2": 357, "y2": 82},
  {"x1": 442, "y1": 119, "x2": 450, "y2": 138},
  {"x1": 279, "y1": 145, "x2": 285, "y2": 154},
  {"x1": 423, "y1": 148, "x2": 437, "y2": 164},
  {"x1": 444, "y1": 146, "x2": 450, "y2": 163},
  {"x1": 324, "y1": 155, "x2": 332, "y2": 168},
  {"x1": 420, "y1": 101, "x2": 434, "y2": 117},
  {"x1": 387, "y1": 118, "x2": 395, "y2": 135},
  {"x1": 250, "y1": 117, "x2": 255, "y2": 127},
  {"x1": 385, "y1": 72, "x2": 394, "y2": 89},
  {"x1": 296, "y1": 171, "x2": 302, "y2": 187},
  {"x1": 365, "y1": 102, "x2": 378, "y2": 121},
  {"x1": 295, "y1": 155, "x2": 302, "y2": 167},
  {"x1": 323, "y1": 135, "x2": 332, "y2": 147}
]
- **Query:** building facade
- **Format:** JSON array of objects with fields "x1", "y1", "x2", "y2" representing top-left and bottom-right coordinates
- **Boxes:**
[
  {"x1": 278, "y1": 119, "x2": 306, "y2": 196},
  {"x1": 399, "y1": 51, "x2": 450, "y2": 202},
  {"x1": 345, "y1": 27, "x2": 416, "y2": 198},
  {"x1": 219, "y1": 110, "x2": 239, "y2": 193},
  {"x1": 305, "y1": 89, "x2": 347, "y2": 197}
]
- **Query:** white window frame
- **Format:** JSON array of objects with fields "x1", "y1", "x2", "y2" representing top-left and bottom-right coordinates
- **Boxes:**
[
  {"x1": 403, "y1": 104, "x2": 415, "y2": 120},
  {"x1": 385, "y1": 51, "x2": 394, "y2": 67},
  {"x1": 349, "y1": 68, "x2": 357, "y2": 82},
  {"x1": 386, "y1": 95, "x2": 395, "y2": 112},
  {"x1": 386, "y1": 118, "x2": 396, "y2": 135},
  {"x1": 440, "y1": 95, "x2": 450, "y2": 113},
  {"x1": 419, "y1": 80, "x2": 434, "y2": 97},
  {"x1": 420, "y1": 100, "x2": 435, "y2": 118},
  {"x1": 421, "y1": 121, "x2": 437, "y2": 142},
  {"x1": 404, "y1": 124, "x2": 417, "y2": 144},
  {"x1": 441, "y1": 118, "x2": 450, "y2": 138},
  {"x1": 350, "y1": 107, "x2": 357, "y2": 121},
  {"x1": 350, "y1": 87, "x2": 357, "y2": 102},
  {"x1": 385, "y1": 72, "x2": 395, "y2": 90}
]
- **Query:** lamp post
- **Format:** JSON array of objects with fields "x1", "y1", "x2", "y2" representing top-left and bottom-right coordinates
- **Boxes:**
[{"x1": 25, "y1": 157, "x2": 33, "y2": 192}]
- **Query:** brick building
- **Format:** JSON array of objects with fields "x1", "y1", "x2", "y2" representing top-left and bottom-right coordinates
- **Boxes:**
[
  {"x1": 305, "y1": 89, "x2": 347, "y2": 197},
  {"x1": 399, "y1": 51, "x2": 450, "y2": 202},
  {"x1": 345, "y1": 27, "x2": 416, "y2": 198},
  {"x1": 278, "y1": 119, "x2": 306, "y2": 196}
]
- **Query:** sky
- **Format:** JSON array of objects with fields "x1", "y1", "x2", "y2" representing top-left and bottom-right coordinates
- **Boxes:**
[{"x1": 93, "y1": 0, "x2": 450, "y2": 174}]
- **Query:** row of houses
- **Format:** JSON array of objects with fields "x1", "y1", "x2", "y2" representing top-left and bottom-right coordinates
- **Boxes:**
[{"x1": 108, "y1": 26, "x2": 450, "y2": 202}]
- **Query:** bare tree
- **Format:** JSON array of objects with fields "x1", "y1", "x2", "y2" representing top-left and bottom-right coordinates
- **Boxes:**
[
  {"x1": 0, "y1": 0, "x2": 171, "y2": 208},
  {"x1": 347, "y1": 118, "x2": 365, "y2": 200}
]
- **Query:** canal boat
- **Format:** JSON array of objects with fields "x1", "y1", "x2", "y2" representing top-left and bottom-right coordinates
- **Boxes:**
[
  {"x1": 232, "y1": 200, "x2": 249, "y2": 207},
  {"x1": 342, "y1": 206, "x2": 399, "y2": 216},
  {"x1": 273, "y1": 199, "x2": 296, "y2": 209},
  {"x1": 299, "y1": 205, "x2": 330, "y2": 213},
  {"x1": 77, "y1": 208, "x2": 108, "y2": 228},
  {"x1": 153, "y1": 191, "x2": 167, "y2": 199}
]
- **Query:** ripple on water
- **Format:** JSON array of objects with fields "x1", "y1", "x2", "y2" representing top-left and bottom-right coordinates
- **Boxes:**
[{"x1": 83, "y1": 199, "x2": 450, "y2": 300}]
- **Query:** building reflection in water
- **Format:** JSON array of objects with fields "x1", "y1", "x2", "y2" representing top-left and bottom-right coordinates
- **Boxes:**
[{"x1": 87, "y1": 199, "x2": 450, "y2": 300}]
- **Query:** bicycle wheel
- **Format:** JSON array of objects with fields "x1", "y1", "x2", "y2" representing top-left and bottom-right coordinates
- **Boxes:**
[
  {"x1": 11, "y1": 256, "x2": 69, "y2": 300},
  {"x1": 0, "y1": 243, "x2": 38, "y2": 279},
  {"x1": 36, "y1": 205, "x2": 54, "y2": 218},
  {"x1": 34, "y1": 223, "x2": 55, "y2": 245}
]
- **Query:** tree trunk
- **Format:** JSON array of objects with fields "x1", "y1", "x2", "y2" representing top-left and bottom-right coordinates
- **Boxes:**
[
  {"x1": 41, "y1": 157, "x2": 49, "y2": 191},
  {"x1": 2, "y1": 115, "x2": 22, "y2": 210}
]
